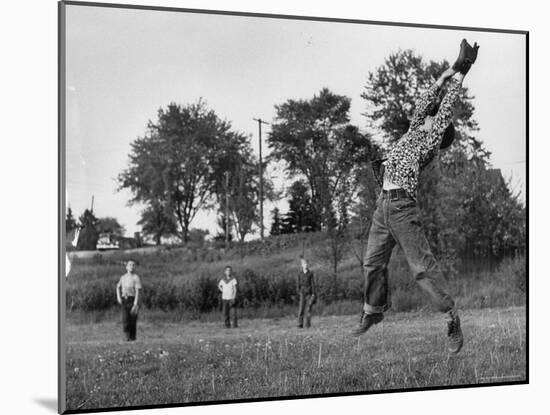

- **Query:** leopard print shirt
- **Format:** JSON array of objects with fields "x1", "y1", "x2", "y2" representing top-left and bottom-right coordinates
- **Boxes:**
[{"x1": 384, "y1": 79, "x2": 461, "y2": 199}]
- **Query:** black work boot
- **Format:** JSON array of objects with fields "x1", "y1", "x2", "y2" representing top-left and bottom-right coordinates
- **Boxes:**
[
  {"x1": 447, "y1": 310, "x2": 464, "y2": 354},
  {"x1": 351, "y1": 311, "x2": 384, "y2": 337}
]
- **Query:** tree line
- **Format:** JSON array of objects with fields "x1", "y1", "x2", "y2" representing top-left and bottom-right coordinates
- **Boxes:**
[{"x1": 69, "y1": 49, "x2": 525, "y2": 272}]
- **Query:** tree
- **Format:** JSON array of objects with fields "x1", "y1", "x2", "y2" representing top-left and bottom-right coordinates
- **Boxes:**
[
  {"x1": 270, "y1": 207, "x2": 282, "y2": 236},
  {"x1": 229, "y1": 161, "x2": 259, "y2": 242},
  {"x1": 348, "y1": 166, "x2": 382, "y2": 280},
  {"x1": 138, "y1": 202, "x2": 178, "y2": 245},
  {"x1": 96, "y1": 217, "x2": 125, "y2": 237},
  {"x1": 76, "y1": 209, "x2": 99, "y2": 250},
  {"x1": 66, "y1": 207, "x2": 77, "y2": 232},
  {"x1": 317, "y1": 177, "x2": 355, "y2": 285},
  {"x1": 188, "y1": 228, "x2": 209, "y2": 245},
  {"x1": 118, "y1": 100, "x2": 240, "y2": 243},
  {"x1": 282, "y1": 180, "x2": 319, "y2": 234},
  {"x1": 78, "y1": 209, "x2": 98, "y2": 228},
  {"x1": 268, "y1": 88, "x2": 377, "y2": 229},
  {"x1": 210, "y1": 136, "x2": 275, "y2": 243},
  {"x1": 214, "y1": 214, "x2": 233, "y2": 242}
]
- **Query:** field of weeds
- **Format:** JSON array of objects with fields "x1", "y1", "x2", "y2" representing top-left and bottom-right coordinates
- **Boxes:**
[{"x1": 65, "y1": 306, "x2": 526, "y2": 411}]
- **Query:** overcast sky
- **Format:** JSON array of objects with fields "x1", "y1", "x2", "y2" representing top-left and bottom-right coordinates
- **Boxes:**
[{"x1": 65, "y1": 4, "x2": 526, "y2": 238}]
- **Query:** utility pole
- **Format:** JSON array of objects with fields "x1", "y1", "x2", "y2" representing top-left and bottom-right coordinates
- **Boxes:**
[
  {"x1": 90, "y1": 195, "x2": 94, "y2": 213},
  {"x1": 225, "y1": 171, "x2": 230, "y2": 249},
  {"x1": 253, "y1": 118, "x2": 269, "y2": 240}
]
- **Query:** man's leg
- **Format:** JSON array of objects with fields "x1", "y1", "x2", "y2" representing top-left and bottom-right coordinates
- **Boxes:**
[
  {"x1": 389, "y1": 200, "x2": 463, "y2": 353},
  {"x1": 363, "y1": 203, "x2": 396, "y2": 314},
  {"x1": 353, "y1": 199, "x2": 395, "y2": 336},
  {"x1": 390, "y1": 203, "x2": 454, "y2": 312},
  {"x1": 297, "y1": 293, "x2": 305, "y2": 328}
]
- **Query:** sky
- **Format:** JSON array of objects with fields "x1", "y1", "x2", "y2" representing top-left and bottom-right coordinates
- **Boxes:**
[{"x1": 65, "y1": 4, "x2": 526, "y2": 238}]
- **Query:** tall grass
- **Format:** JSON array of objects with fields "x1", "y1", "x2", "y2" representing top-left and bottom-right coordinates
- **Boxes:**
[{"x1": 66, "y1": 242, "x2": 525, "y2": 316}]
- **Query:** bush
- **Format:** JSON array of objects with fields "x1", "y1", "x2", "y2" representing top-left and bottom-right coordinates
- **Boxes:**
[
  {"x1": 509, "y1": 256, "x2": 527, "y2": 293},
  {"x1": 65, "y1": 246, "x2": 526, "y2": 315}
]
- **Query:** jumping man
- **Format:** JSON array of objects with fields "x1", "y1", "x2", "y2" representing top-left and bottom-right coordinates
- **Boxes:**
[{"x1": 352, "y1": 39, "x2": 479, "y2": 354}]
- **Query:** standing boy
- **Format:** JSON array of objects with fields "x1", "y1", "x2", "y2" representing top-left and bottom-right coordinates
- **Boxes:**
[
  {"x1": 352, "y1": 39, "x2": 479, "y2": 354},
  {"x1": 218, "y1": 266, "x2": 238, "y2": 328},
  {"x1": 297, "y1": 258, "x2": 316, "y2": 328},
  {"x1": 116, "y1": 259, "x2": 142, "y2": 341}
]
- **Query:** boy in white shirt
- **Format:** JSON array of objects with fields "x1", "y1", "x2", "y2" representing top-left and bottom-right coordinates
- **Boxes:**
[
  {"x1": 116, "y1": 260, "x2": 142, "y2": 341},
  {"x1": 218, "y1": 266, "x2": 238, "y2": 328}
]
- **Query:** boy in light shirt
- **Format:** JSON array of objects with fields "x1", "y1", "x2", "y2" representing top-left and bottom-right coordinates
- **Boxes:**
[
  {"x1": 218, "y1": 266, "x2": 238, "y2": 328},
  {"x1": 116, "y1": 260, "x2": 142, "y2": 341}
]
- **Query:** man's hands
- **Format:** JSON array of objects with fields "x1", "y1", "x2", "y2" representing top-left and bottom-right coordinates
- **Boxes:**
[
  {"x1": 437, "y1": 39, "x2": 480, "y2": 88},
  {"x1": 131, "y1": 303, "x2": 139, "y2": 316},
  {"x1": 452, "y1": 38, "x2": 479, "y2": 75}
]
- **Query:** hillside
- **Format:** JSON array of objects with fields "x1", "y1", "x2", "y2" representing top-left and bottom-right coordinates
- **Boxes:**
[{"x1": 66, "y1": 232, "x2": 526, "y2": 318}]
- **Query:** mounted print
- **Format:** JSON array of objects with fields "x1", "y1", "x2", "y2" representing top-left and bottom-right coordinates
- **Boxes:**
[{"x1": 59, "y1": 1, "x2": 528, "y2": 413}]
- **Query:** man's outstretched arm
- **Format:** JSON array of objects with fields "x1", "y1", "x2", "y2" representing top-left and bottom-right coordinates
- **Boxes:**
[
  {"x1": 426, "y1": 72, "x2": 465, "y2": 150},
  {"x1": 409, "y1": 67, "x2": 456, "y2": 131}
]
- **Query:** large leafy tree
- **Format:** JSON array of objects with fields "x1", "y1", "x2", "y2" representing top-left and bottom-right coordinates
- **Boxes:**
[
  {"x1": 118, "y1": 101, "x2": 241, "y2": 243},
  {"x1": 268, "y1": 88, "x2": 377, "y2": 229}
]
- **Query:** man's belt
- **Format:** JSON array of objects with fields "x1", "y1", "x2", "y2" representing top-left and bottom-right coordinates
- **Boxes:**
[{"x1": 382, "y1": 188, "x2": 410, "y2": 201}]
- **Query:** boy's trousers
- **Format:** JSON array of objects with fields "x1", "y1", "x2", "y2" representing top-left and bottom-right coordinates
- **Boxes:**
[
  {"x1": 297, "y1": 293, "x2": 315, "y2": 328},
  {"x1": 121, "y1": 296, "x2": 138, "y2": 340},
  {"x1": 222, "y1": 299, "x2": 238, "y2": 328}
]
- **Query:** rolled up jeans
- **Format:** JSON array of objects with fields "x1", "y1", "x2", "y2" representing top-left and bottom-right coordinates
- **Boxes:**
[
  {"x1": 363, "y1": 191, "x2": 455, "y2": 314},
  {"x1": 121, "y1": 296, "x2": 138, "y2": 340}
]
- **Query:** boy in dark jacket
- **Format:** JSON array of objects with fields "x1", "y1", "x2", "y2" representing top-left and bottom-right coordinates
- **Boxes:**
[{"x1": 297, "y1": 258, "x2": 316, "y2": 328}]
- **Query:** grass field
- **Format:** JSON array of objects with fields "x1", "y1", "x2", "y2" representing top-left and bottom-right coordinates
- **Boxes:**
[{"x1": 65, "y1": 305, "x2": 526, "y2": 411}]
